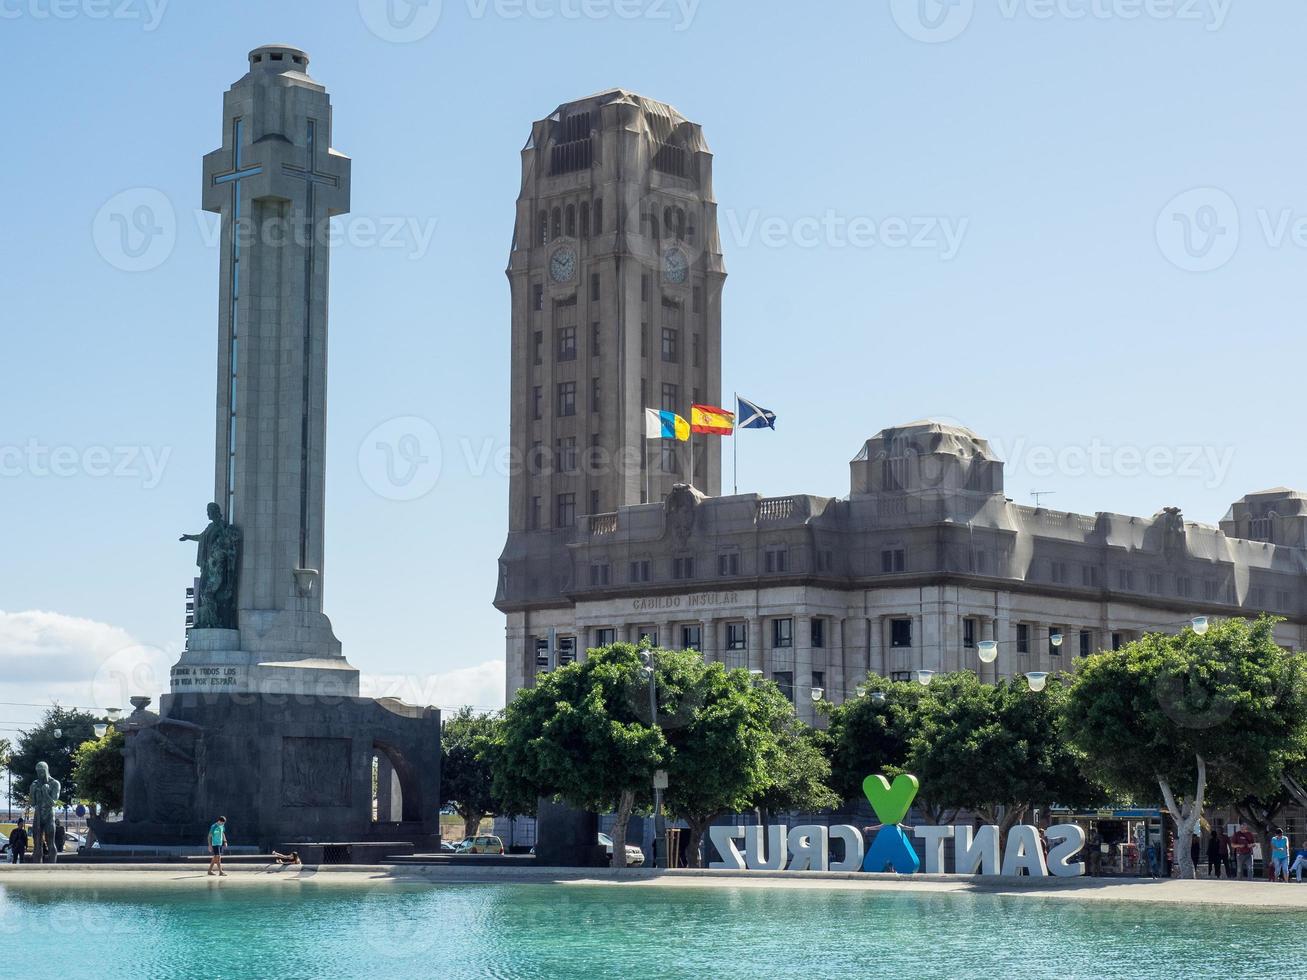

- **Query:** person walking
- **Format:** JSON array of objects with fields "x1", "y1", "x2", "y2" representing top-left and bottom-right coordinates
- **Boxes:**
[
  {"x1": 1269, "y1": 827, "x2": 1291, "y2": 883},
  {"x1": 7, "y1": 819, "x2": 28, "y2": 864},
  {"x1": 1231, "y1": 824, "x2": 1256, "y2": 880},
  {"x1": 1206, "y1": 828, "x2": 1227, "y2": 878},
  {"x1": 207, "y1": 816, "x2": 229, "y2": 877}
]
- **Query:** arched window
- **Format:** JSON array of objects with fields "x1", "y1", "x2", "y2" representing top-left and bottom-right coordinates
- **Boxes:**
[
  {"x1": 565, "y1": 204, "x2": 576, "y2": 238},
  {"x1": 687, "y1": 215, "x2": 696, "y2": 244},
  {"x1": 593, "y1": 198, "x2": 603, "y2": 234},
  {"x1": 675, "y1": 207, "x2": 686, "y2": 241},
  {"x1": 551, "y1": 208, "x2": 562, "y2": 241},
  {"x1": 650, "y1": 213, "x2": 660, "y2": 240},
  {"x1": 663, "y1": 206, "x2": 673, "y2": 233},
  {"x1": 580, "y1": 202, "x2": 590, "y2": 239},
  {"x1": 537, "y1": 210, "x2": 548, "y2": 246}
]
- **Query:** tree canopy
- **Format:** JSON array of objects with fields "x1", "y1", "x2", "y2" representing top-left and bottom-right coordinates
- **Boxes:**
[
  {"x1": 823, "y1": 674, "x2": 926, "y2": 801},
  {"x1": 9, "y1": 707, "x2": 103, "y2": 805},
  {"x1": 1063, "y1": 617, "x2": 1307, "y2": 877},
  {"x1": 71, "y1": 729, "x2": 125, "y2": 814},
  {"x1": 441, "y1": 706, "x2": 503, "y2": 838}
]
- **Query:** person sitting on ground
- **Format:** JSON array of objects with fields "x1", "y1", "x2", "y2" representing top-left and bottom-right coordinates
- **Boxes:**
[
  {"x1": 1289, "y1": 846, "x2": 1307, "y2": 883},
  {"x1": 271, "y1": 851, "x2": 301, "y2": 866}
]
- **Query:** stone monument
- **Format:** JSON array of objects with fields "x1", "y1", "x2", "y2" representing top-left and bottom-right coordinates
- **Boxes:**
[
  {"x1": 92, "y1": 46, "x2": 441, "y2": 856},
  {"x1": 28, "y1": 762, "x2": 61, "y2": 865},
  {"x1": 169, "y1": 42, "x2": 357, "y2": 699}
]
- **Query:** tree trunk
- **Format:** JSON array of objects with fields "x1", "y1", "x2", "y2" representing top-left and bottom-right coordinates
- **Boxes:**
[
  {"x1": 1158, "y1": 753, "x2": 1207, "y2": 880},
  {"x1": 999, "y1": 805, "x2": 1029, "y2": 837},
  {"x1": 610, "y1": 789, "x2": 636, "y2": 870},
  {"x1": 683, "y1": 816, "x2": 715, "y2": 869},
  {"x1": 462, "y1": 811, "x2": 482, "y2": 840}
]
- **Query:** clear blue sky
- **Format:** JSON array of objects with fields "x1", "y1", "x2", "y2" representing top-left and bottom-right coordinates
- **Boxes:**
[{"x1": 2, "y1": 0, "x2": 1303, "y2": 728}]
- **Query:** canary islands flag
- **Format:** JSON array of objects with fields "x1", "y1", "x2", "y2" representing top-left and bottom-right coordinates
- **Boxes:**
[
  {"x1": 644, "y1": 408, "x2": 690, "y2": 441},
  {"x1": 690, "y1": 404, "x2": 735, "y2": 435}
]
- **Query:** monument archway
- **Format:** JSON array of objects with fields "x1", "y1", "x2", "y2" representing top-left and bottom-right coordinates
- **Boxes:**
[{"x1": 372, "y1": 741, "x2": 419, "y2": 824}]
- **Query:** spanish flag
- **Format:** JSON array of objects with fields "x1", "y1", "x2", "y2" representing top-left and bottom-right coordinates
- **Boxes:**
[{"x1": 691, "y1": 403, "x2": 735, "y2": 436}]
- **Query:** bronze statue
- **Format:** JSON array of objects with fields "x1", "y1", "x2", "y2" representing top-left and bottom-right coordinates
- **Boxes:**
[
  {"x1": 29, "y1": 762, "x2": 61, "y2": 864},
  {"x1": 180, "y1": 502, "x2": 241, "y2": 629}
]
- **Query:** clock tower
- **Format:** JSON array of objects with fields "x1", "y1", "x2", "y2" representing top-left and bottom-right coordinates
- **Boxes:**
[{"x1": 503, "y1": 90, "x2": 726, "y2": 539}]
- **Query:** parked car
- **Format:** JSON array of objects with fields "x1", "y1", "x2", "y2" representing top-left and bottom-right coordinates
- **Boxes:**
[
  {"x1": 455, "y1": 835, "x2": 505, "y2": 855},
  {"x1": 439, "y1": 840, "x2": 457, "y2": 853},
  {"x1": 598, "y1": 832, "x2": 645, "y2": 867}
]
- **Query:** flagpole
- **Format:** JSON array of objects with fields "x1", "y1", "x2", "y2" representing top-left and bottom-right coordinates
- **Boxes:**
[
  {"x1": 689, "y1": 431, "x2": 694, "y2": 490},
  {"x1": 645, "y1": 437, "x2": 650, "y2": 504},
  {"x1": 733, "y1": 391, "x2": 739, "y2": 495}
]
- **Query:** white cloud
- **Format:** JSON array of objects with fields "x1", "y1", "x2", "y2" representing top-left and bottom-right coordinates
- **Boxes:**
[
  {"x1": 0, "y1": 610, "x2": 174, "y2": 724},
  {"x1": 361, "y1": 659, "x2": 505, "y2": 713}
]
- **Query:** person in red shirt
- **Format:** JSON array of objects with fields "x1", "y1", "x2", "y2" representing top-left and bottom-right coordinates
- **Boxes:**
[{"x1": 1231, "y1": 824, "x2": 1256, "y2": 880}]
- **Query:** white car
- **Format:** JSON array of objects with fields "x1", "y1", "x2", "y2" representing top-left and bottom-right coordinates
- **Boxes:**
[{"x1": 598, "y1": 832, "x2": 645, "y2": 867}]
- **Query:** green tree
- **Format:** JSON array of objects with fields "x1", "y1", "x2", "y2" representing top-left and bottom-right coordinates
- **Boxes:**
[
  {"x1": 823, "y1": 674, "x2": 926, "y2": 803},
  {"x1": 1063, "y1": 617, "x2": 1307, "y2": 879},
  {"x1": 442, "y1": 706, "x2": 503, "y2": 839},
  {"x1": 907, "y1": 673, "x2": 1107, "y2": 829},
  {"x1": 9, "y1": 707, "x2": 102, "y2": 805},
  {"x1": 490, "y1": 643, "x2": 666, "y2": 868},
  {"x1": 71, "y1": 729, "x2": 125, "y2": 814},
  {"x1": 661, "y1": 663, "x2": 836, "y2": 867}
]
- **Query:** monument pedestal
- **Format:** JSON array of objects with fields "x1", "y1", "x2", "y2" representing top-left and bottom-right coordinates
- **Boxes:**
[{"x1": 172, "y1": 627, "x2": 360, "y2": 698}]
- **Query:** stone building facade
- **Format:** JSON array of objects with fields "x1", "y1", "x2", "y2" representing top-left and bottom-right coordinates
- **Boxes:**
[{"x1": 497, "y1": 419, "x2": 1307, "y2": 719}]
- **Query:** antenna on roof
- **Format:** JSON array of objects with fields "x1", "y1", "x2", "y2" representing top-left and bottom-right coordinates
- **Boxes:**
[{"x1": 1031, "y1": 491, "x2": 1056, "y2": 508}]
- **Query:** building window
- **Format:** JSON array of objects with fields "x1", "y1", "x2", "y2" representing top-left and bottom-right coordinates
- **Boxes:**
[
  {"x1": 1203, "y1": 579, "x2": 1220, "y2": 602},
  {"x1": 595, "y1": 627, "x2": 615, "y2": 647},
  {"x1": 881, "y1": 548, "x2": 905, "y2": 573},
  {"x1": 638, "y1": 626, "x2": 658, "y2": 646},
  {"x1": 1051, "y1": 561, "x2": 1068, "y2": 584},
  {"x1": 590, "y1": 273, "x2": 600, "y2": 302},
  {"x1": 1082, "y1": 566, "x2": 1100, "y2": 587},
  {"x1": 891, "y1": 671, "x2": 912, "y2": 683},
  {"x1": 565, "y1": 204, "x2": 576, "y2": 238},
  {"x1": 765, "y1": 548, "x2": 788, "y2": 573},
  {"x1": 641, "y1": 274, "x2": 650, "y2": 302},
  {"x1": 580, "y1": 202, "x2": 590, "y2": 238},
  {"x1": 726, "y1": 622, "x2": 747, "y2": 650},
  {"x1": 590, "y1": 322, "x2": 600, "y2": 356},
  {"x1": 891, "y1": 619, "x2": 912, "y2": 648},
  {"x1": 533, "y1": 330, "x2": 542, "y2": 365},
  {"x1": 660, "y1": 442, "x2": 679, "y2": 473},
  {"x1": 772, "y1": 671, "x2": 794, "y2": 703},
  {"x1": 969, "y1": 549, "x2": 987, "y2": 574},
  {"x1": 629, "y1": 559, "x2": 651, "y2": 583},
  {"x1": 1147, "y1": 573, "x2": 1163, "y2": 595},
  {"x1": 589, "y1": 489, "x2": 600, "y2": 515},
  {"x1": 1249, "y1": 517, "x2": 1273, "y2": 541},
  {"x1": 589, "y1": 562, "x2": 610, "y2": 586},
  {"x1": 811, "y1": 671, "x2": 825, "y2": 697},
  {"x1": 810, "y1": 618, "x2": 826, "y2": 649},
  {"x1": 557, "y1": 635, "x2": 577, "y2": 665},
  {"x1": 1119, "y1": 569, "x2": 1136, "y2": 591},
  {"x1": 556, "y1": 436, "x2": 577, "y2": 473},
  {"x1": 557, "y1": 326, "x2": 577, "y2": 361},
  {"x1": 551, "y1": 208, "x2": 561, "y2": 239},
  {"x1": 1079, "y1": 630, "x2": 1092, "y2": 657},
  {"x1": 532, "y1": 386, "x2": 543, "y2": 420},
  {"x1": 556, "y1": 382, "x2": 576, "y2": 417},
  {"x1": 535, "y1": 637, "x2": 550, "y2": 669},
  {"x1": 533, "y1": 283, "x2": 544, "y2": 311},
  {"x1": 692, "y1": 333, "x2": 701, "y2": 367},
  {"x1": 592, "y1": 198, "x2": 602, "y2": 235},
  {"x1": 661, "y1": 327, "x2": 679, "y2": 363},
  {"x1": 718, "y1": 552, "x2": 740, "y2": 576},
  {"x1": 589, "y1": 378, "x2": 601, "y2": 414},
  {"x1": 536, "y1": 210, "x2": 548, "y2": 246},
  {"x1": 963, "y1": 618, "x2": 977, "y2": 649},
  {"x1": 1016, "y1": 624, "x2": 1030, "y2": 655},
  {"x1": 681, "y1": 625, "x2": 702, "y2": 651},
  {"x1": 661, "y1": 382, "x2": 680, "y2": 414},
  {"x1": 693, "y1": 285, "x2": 703, "y2": 314},
  {"x1": 772, "y1": 618, "x2": 793, "y2": 649},
  {"x1": 1049, "y1": 627, "x2": 1064, "y2": 657},
  {"x1": 528, "y1": 496, "x2": 540, "y2": 530},
  {"x1": 1112, "y1": 632, "x2": 1124, "y2": 651},
  {"x1": 1176, "y1": 576, "x2": 1191, "y2": 597},
  {"x1": 642, "y1": 323, "x2": 649, "y2": 358},
  {"x1": 556, "y1": 493, "x2": 576, "y2": 528},
  {"x1": 817, "y1": 549, "x2": 834, "y2": 572},
  {"x1": 672, "y1": 556, "x2": 695, "y2": 579}
]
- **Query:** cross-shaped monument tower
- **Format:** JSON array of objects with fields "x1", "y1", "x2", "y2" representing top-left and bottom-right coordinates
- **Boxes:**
[{"x1": 171, "y1": 45, "x2": 358, "y2": 697}]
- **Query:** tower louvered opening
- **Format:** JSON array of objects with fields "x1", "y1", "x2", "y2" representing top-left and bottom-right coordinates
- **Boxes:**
[{"x1": 549, "y1": 111, "x2": 593, "y2": 175}]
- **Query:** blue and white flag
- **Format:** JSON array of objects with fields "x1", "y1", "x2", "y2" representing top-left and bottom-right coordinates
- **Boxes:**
[{"x1": 736, "y1": 395, "x2": 777, "y2": 430}]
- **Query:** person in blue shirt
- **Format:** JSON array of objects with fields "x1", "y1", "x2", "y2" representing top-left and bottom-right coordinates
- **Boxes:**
[
  {"x1": 207, "y1": 816, "x2": 228, "y2": 877},
  {"x1": 1268, "y1": 827, "x2": 1290, "y2": 883}
]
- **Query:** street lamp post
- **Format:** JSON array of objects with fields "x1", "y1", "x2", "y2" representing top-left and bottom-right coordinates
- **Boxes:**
[{"x1": 641, "y1": 651, "x2": 666, "y2": 869}]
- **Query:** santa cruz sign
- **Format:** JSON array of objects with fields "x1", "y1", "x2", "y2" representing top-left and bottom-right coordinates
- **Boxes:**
[{"x1": 708, "y1": 774, "x2": 1086, "y2": 878}]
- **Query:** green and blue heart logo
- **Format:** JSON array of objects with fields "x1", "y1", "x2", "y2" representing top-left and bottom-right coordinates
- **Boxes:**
[{"x1": 861, "y1": 773, "x2": 921, "y2": 874}]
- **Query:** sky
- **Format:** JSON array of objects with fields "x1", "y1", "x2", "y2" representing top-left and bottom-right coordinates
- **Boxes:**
[{"x1": 2, "y1": 0, "x2": 1304, "y2": 736}]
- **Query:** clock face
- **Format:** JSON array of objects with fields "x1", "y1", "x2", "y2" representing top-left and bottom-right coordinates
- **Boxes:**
[
  {"x1": 550, "y1": 247, "x2": 576, "y2": 283},
  {"x1": 663, "y1": 248, "x2": 688, "y2": 284}
]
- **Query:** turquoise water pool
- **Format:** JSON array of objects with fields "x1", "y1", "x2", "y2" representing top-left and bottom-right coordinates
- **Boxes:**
[{"x1": 2, "y1": 879, "x2": 1300, "y2": 978}]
